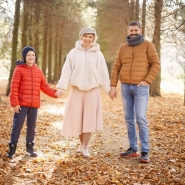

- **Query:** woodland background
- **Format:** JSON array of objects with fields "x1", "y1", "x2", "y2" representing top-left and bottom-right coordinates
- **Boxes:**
[
  {"x1": 0, "y1": 0, "x2": 185, "y2": 185},
  {"x1": 0, "y1": 0, "x2": 184, "y2": 97}
]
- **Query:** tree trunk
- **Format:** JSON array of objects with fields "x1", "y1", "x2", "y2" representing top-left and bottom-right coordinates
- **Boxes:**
[
  {"x1": 47, "y1": 36, "x2": 52, "y2": 83},
  {"x1": 122, "y1": 0, "x2": 130, "y2": 26},
  {"x1": 150, "y1": 0, "x2": 163, "y2": 96},
  {"x1": 129, "y1": 0, "x2": 135, "y2": 21},
  {"x1": 33, "y1": 1, "x2": 40, "y2": 64},
  {"x1": 53, "y1": 41, "x2": 58, "y2": 81},
  {"x1": 6, "y1": 0, "x2": 21, "y2": 96},
  {"x1": 58, "y1": 40, "x2": 63, "y2": 80},
  {"x1": 53, "y1": 17, "x2": 59, "y2": 82},
  {"x1": 28, "y1": 8, "x2": 33, "y2": 46},
  {"x1": 41, "y1": 8, "x2": 48, "y2": 76},
  {"x1": 141, "y1": 0, "x2": 146, "y2": 36},
  {"x1": 135, "y1": 0, "x2": 139, "y2": 21},
  {"x1": 47, "y1": 9, "x2": 53, "y2": 83},
  {"x1": 21, "y1": 0, "x2": 29, "y2": 49}
]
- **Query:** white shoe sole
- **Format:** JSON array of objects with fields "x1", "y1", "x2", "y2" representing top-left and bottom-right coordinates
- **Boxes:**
[
  {"x1": 26, "y1": 152, "x2": 37, "y2": 157},
  {"x1": 83, "y1": 154, "x2": 90, "y2": 158}
]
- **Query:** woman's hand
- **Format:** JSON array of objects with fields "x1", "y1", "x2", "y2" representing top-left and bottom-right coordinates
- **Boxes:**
[
  {"x1": 55, "y1": 89, "x2": 65, "y2": 97},
  {"x1": 108, "y1": 86, "x2": 117, "y2": 100}
]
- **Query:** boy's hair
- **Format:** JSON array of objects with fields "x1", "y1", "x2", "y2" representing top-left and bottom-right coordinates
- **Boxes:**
[{"x1": 128, "y1": 21, "x2": 141, "y2": 29}]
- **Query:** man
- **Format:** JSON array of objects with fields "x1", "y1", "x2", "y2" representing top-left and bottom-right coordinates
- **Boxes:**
[{"x1": 109, "y1": 21, "x2": 160, "y2": 163}]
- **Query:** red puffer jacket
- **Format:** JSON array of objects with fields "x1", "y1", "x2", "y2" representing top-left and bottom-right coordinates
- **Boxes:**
[{"x1": 10, "y1": 61, "x2": 57, "y2": 108}]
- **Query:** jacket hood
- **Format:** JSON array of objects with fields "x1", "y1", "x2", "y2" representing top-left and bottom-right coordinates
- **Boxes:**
[
  {"x1": 75, "y1": 41, "x2": 100, "y2": 52},
  {"x1": 15, "y1": 60, "x2": 37, "y2": 67},
  {"x1": 15, "y1": 60, "x2": 25, "y2": 66}
]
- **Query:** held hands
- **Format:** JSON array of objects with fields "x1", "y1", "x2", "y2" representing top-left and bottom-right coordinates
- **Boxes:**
[
  {"x1": 108, "y1": 86, "x2": 118, "y2": 100},
  {"x1": 13, "y1": 105, "x2": 21, "y2": 113},
  {"x1": 55, "y1": 89, "x2": 65, "y2": 97},
  {"x1": 108, "y1": 81, "x2": 148, "y2": 100}
]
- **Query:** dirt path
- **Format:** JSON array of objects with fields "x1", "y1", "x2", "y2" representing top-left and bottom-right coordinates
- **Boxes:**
[{"x1": 0, "y1": 79, "x2": 185, "y2": 185}]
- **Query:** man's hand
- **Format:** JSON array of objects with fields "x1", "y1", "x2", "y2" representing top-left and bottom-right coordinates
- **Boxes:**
[
  {"x1": 55, "y1": 89, "x2": 65, "y2": 97},
  {"x1": 13, "y1": 105, "x2": 21, "y2": 113},
  {"x1": 137, "y1": 81, "x2": 149, "y2": 87},
  {"x1": 108, "y1": 86, "x2": 117, "y2": 100}
]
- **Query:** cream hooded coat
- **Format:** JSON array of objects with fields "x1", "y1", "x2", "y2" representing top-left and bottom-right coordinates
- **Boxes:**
[{"x1": 57, "y1": 41, "x2": 110, "y2": 93}]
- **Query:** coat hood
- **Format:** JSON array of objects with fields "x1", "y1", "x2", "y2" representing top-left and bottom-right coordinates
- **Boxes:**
[
  {"x1": 75, "y1": 41, "x2": 100, "y2": 52},
  {"x1": 15, "y1": 60, "x2": 25, "y2": 66},
  {"x1": 15, "y1": 60, "x2": 37, "y2": 67}
]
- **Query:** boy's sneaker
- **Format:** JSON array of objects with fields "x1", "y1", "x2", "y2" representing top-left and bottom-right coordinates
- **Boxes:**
[
  {"x1": 6, "y1": 144, "x2": 17, "y2": 158},
  {"x1": 120, "y1": 147, "x2": 139, "y2": 158},
  {"x1": 140, "y1": 152, "x2": 150, "y2": 163},
  {"x1": 26, "y1": 142, "x2": 37, "y2": 157}
]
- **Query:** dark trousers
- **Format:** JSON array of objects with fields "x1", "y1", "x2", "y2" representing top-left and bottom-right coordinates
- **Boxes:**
[{"x1": 10, "y1": 106, "x2": 38, "y2": 145}]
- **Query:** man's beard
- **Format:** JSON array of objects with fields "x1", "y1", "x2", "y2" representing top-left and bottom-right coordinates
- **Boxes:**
[{"x1": 130, "y1": 34, "x2": 138, "y2": 38}]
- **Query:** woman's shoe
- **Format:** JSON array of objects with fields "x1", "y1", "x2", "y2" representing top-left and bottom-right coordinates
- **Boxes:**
[
  {"x1": 76, "y1": 147, "x2": 82, "y2": 153},
  {"x1": 76, "y1": 144, "x2": 83, "y2": 153},
  {"x1": 82, "y1": 148, "x2": 90, "y2": 157}
]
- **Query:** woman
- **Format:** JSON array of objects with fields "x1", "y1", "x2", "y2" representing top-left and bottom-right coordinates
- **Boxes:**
[{"x1": 56, "y1": 27, "x2": 110, "y2": 157}]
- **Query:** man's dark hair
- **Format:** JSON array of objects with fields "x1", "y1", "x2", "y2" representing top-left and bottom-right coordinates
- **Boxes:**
[{"x1": 128, "y1": 21, "x2": 141, "y2": 29}]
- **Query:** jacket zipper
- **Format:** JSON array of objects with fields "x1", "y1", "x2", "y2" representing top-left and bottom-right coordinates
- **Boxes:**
[
  {"x1": 130, "y1": 47, "x2": 135, "y2": 84},
  {"x1": 31, "y1": 67, "x2": 33, "y2": 106}
]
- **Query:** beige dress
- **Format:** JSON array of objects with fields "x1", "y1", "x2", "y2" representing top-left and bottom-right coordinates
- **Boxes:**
[{"x1": 62, "y1": 86, "x2": 103, "y2": 136}]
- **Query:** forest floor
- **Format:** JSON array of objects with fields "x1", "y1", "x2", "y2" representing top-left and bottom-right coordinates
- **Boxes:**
[{"x1": 0, "y1": 79, "x2": 185, "y2": 185}]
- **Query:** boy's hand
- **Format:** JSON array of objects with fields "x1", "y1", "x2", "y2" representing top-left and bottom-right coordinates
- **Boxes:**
[
  {"x1": 56, "y1": 89, "x2": 64, "y2": 97},
  {"x1": 13, "y1": 105, "x2": 21, "y2": 113}
]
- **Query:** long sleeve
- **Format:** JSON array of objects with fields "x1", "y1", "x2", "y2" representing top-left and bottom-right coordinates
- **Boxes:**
[
  {"x1": 110, "y1": 46, "x2": 122, "y2": 87},
  {"x1": 56, "y1": 50, "x2": 73, "y2": 90},
  {"x1": 98, "y1": 52, "x2": 110, "y2": 93},
  {"x1": 10, "y1": 68, "x2": 21, "y2": 107},
  {"x1": 144, "y1": 43, "x2": 160, "y2": 84},
  {"x1": 40, "y1": 71, "x2": 57, "y2": 98}
]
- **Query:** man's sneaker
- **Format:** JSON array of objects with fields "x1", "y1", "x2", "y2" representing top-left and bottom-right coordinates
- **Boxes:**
[
  {"x1": 120, "y1": 147, "x2": 139, "y2": 158},
  {"x1": 140, "y1": 152, "x2": 150, "y2": 163},
  {"x1": 26, "y1": 142, "x2": 37, "y2": 157},
  {"x1": 6, "y1": 144, "x2": 17, "y2": 158}
]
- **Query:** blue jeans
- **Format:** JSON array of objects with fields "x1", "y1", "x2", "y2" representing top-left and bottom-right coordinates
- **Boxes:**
[{"x1": 121, "y1": 83, "x2": 149, "y2": 153}]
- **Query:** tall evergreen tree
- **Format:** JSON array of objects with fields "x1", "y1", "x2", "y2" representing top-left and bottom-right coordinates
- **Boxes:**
[
  {"x1": 150, "y1": 0, "x2": 163, "y2": 96},
  {"x1": 6, "y1": 0, "x2": 21, "y2": 96}
]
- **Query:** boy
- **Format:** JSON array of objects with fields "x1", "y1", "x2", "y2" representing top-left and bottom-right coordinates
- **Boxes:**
[{"x1": 7, "y1": 46, "x2": 60, "y2": 158}]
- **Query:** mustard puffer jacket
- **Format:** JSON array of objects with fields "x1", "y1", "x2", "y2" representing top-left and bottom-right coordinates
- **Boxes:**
[{"x1": 110, "y1": 40, "x2": 160, "y2": 86}]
